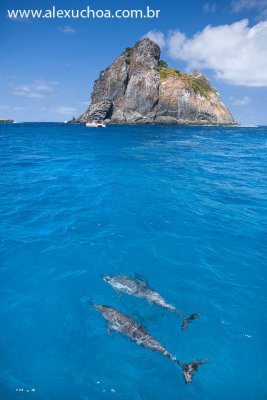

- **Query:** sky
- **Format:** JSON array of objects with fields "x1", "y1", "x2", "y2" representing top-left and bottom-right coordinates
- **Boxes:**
[{"x1": 0, "y1": 0, "x2": 267, "y2": 124}]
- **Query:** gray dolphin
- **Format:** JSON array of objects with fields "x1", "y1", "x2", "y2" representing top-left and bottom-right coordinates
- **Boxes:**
[
  {"x1": 103, "y1": 275, "x2": 200, "y2": 331},
  {"x1": 92, "y1": 303, "x2": 207, "y2": 384}
]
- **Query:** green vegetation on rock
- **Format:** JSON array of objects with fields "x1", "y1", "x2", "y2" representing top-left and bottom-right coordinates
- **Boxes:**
[
  {"x1": 124, "y1": 47, "x2": 132, "y2": 55},
  {"x1": 159, "y1": 68, "x2": 179, "y2": 78},
  {"x1": 159, "y1": 60, "x2": 168, "y2": 68},
  {"x1": 124, "y1": 47, "x2": 133, "y2": 65},
  {"x1": 159, "y1": 68, "x2": 211, "y2": 98},
  {"x1": 190, "y1": 77, "x2": 211, "y2": 98}
]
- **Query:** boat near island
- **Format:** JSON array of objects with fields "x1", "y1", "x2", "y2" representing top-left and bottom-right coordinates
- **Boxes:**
[{"x1": 86, "y1": 120, "x2": 106, "y2": 128}]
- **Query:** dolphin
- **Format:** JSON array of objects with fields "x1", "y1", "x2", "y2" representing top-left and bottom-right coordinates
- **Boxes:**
[
  {"x1": 102, "y1": 275, "x2": 200, "y2": 331},
  {"x1": 92, "y1": 303, "x2": 207, "y2": 384}
]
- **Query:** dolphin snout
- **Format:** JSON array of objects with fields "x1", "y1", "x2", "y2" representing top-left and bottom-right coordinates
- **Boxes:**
[
  {"x1": 90, "y1": 302, "x2": 101, "y2": 311},
  {"x1": 88, "y1": 300, "x2": 97, "y2": 309},
  {"x1": 103, "y1": 275, "x2": 111, "y2": 282}
]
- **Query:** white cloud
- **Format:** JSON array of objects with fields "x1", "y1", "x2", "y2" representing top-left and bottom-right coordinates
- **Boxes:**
[
  {"x1": 54, "y1": 106, "x2": 76, "y2": 115},
  {"x1": 203, "y1": 3, "x2": 217, "y2": 13},
  {"x1": 0, "y1": 105, "x2": 26, "y2": 111},
  {"x1": 0, "y1": 105, "x2": 9, "y2": 111},
  {"x1": 33, "y1": 80, "x2": 56, "y2": 91},
  {"x1": 143, "y1": 30, "x2": 166, "y2": 49},
  {"x1": 13, "y1": 86, "x2": 43, "y2": 98},
  {"x1": 230, "y1": 95, "x2": 251, "y2": 105},
  {"x1": 14, "y1": 106, "x2": 27, "y2": 111},
  {"x1": 58, "y1": 25, "x2": 76, "y2": 34},
  {"x1": 166, "y1": 19, "x2": 267, "y2": 87},
  {"x1": 13, "y1": 80, "x2": 57, "y2": 98},
  {"x1": 232, "y1": 0, "x2": 267, "y2": 18},
  {"x1": 0, "y1": 105, "x2": 27, "y2": 118}
]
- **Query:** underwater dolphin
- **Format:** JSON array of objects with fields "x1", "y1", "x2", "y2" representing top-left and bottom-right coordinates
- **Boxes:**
[
  {"x1": 103, "y1": 275, "x2": 200, "y2": 331},
  {"x1": 92, "y1": 303, "x2": 207, "y2": 384}
]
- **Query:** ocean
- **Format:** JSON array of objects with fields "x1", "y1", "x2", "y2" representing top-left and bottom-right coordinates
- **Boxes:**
[{"x1": 0, "y1": 123, "x2": 266, "y2": 400}]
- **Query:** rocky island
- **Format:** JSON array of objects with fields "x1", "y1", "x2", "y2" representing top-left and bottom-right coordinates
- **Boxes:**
[
  {"x1": 0, "y1": 119, "x2": 14, "y2": 123},
  {"x1": 71, "y1": 38, "x2": 236, "y2": 126}
]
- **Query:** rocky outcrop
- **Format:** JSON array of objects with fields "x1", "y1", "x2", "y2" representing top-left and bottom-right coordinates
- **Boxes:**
[{"x1": 71, "y1": 39, "x2": 236, "y2": 126}]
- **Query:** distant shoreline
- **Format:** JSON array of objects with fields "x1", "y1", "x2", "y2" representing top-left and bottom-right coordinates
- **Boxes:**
[{"x1": 0, "y1": 119, "x2": 14, "y2": 123}]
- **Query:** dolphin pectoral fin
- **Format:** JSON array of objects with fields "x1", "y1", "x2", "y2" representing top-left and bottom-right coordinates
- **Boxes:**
[
  {"x1": 106, "y1": 322, "x2": 115, "y2": 336},
  {"x1": 181, "y1": 313, "x2": 200, "y2": 332},
  {"x1": 134, "y1": 272, "x2": 143, "y2": 281}
]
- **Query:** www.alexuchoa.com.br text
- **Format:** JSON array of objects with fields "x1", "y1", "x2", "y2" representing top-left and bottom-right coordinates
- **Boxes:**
[{"x1": 7, "y1": 6, "x2": 161, "y2": 20}]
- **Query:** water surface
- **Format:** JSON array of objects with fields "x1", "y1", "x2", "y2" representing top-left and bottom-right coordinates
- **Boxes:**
[{"x1": 0, "y1": 123, "x2": 266, "y2": 399}]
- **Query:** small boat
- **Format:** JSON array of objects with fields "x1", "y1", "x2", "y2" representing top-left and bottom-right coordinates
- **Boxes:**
[{"x1": 85, "y1": 120, "x2": 106, "y2": 128}]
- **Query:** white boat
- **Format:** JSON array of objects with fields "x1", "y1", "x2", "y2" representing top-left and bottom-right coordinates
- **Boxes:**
[{"x1": 85, "y1": 120, "x2": 106, "y2": 128}]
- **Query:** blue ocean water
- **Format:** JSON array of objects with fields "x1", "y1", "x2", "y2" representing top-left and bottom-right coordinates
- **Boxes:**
[{"x1": 0, "y1": 123, "x2": 266, "y2": 400}]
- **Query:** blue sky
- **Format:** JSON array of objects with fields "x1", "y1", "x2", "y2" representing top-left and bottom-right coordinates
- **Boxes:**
[{"x1": 0, "y1": 0, "x2": 267, "y2": 124}]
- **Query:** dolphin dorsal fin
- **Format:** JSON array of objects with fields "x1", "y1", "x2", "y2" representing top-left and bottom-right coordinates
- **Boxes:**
[{"x1": 134, "y1": 273, "x2": 149, "y2": 288}]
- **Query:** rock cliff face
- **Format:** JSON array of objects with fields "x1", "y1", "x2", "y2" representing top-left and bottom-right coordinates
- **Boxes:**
[{"x1": 72, "y1": 39, "x2": 236, "y2": 125}]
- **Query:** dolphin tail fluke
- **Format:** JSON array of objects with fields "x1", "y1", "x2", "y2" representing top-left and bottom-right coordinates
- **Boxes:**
[
  {"x1": 181, "y1": 313, "x2": 200, "y2": 331},
  {"x1": 181, "y1": 359, "x2": 208, "y2": 384}
]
